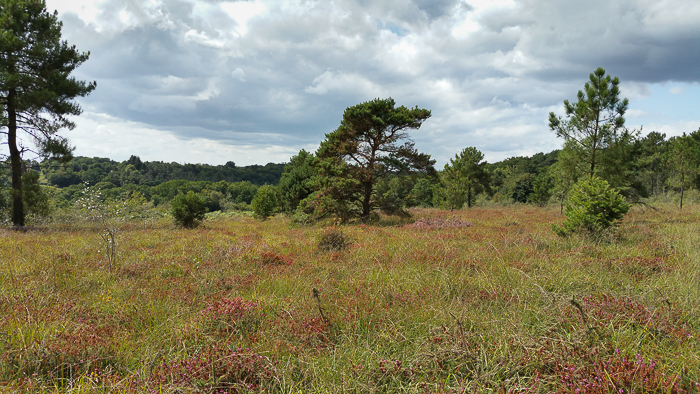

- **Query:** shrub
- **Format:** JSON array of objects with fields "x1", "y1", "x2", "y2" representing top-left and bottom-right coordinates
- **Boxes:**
[
  {"x1": 147, "y1": 346, "x2": 275, "y2": 392},
  {"x1": 171, "y1": 191, "x2": 206, "y2": 228},
  {"x1": 75, "y1": 186, "x2": 128, "y2": 270},
  {"x1": 290, "y1": 209, "x2": 312, "y2": 226},
  {"x1": 317, "y1": 227, "x2": 350, "y2": 252},
  {"x1": 553, "y1": 176, "x2": 629, "y2": 237},
  {"x1": 252, "y1": 185, "x2": 280, "y2": 219}
]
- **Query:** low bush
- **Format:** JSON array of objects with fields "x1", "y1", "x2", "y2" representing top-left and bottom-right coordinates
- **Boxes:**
[
  {"x1": 171, "y1": 191, "x2": 206, "y2": 228},
  {"x1": 317, "y1": 227, "x2": 350, "y2": 252},
  {"x1": 553, "y1": 176, "x2": 629, "y2": 237}
]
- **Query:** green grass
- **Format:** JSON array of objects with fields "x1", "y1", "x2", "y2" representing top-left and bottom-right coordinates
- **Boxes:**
[{"x1": 1, "y1": 205, "x2": 699, "y2": 393}]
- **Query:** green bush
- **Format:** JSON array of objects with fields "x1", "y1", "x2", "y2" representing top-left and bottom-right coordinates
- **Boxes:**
[
  {"x1": 553, "y1": 176, "x2": 630, "y2": 237},
  {"x1": 251, "y1": 185, "x2": 279, "y2": 219},
  {"x1": 171, "y1": 191, "x2": 207, "y2": 228},
  {"x1": 530, "y1": 172, "x2": 553, "y2": 207},
  {"x1": 290, "y1": 209, "x2": 312, "y2": 226}
]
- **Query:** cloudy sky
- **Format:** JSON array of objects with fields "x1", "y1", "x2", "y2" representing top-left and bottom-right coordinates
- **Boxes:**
[{"x1": 43, "y1": 0, "x2": 700, "y2": 167}]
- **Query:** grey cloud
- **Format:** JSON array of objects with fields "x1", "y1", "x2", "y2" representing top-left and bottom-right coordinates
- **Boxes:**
[
  {"x1": 510, "y1": 0, "x2": 700, "y2": 83},
  {"x1": 415, "y1": 0, "x2": 465, "y2": 19},
  {"x1": 478, "y1": 9, "x2": 533, "y2": 34}
]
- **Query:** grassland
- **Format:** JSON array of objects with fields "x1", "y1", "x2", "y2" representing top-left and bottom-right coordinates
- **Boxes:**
[{"x1": 1, "y1": 205, "x2": 699, "y2": 393}]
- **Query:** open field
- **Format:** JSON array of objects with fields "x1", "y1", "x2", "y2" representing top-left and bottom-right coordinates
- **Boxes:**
[{"x1": 1, "y1": 206, "x2": 699, "y2": 393}]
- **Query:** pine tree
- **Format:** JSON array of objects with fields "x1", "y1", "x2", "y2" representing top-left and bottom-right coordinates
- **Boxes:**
[
  {"x1": 549, "y1": 67, "x2": 628, "y2": 179},
  {"x1": 313, "y1": 98, "x2": 435, "y2": 221},
  {"x1": 667, "y1": 131, "x2": 700, "y2": 210},
  {"x1": 1, "y1": 0, "x2": 95, "y2": 226},
  {"x1": 437, "y1": 147, "x2": 489, "y2": 209}
]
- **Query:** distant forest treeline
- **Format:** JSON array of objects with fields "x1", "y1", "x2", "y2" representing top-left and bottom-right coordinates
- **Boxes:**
[
  {"x1": 0, "y1": 129, "x2": 698, "y2": 219},
  {"x1": 0, "y1": 156, "x2": 285, "y2": 212},
  {"x1": 42, "y1": 156, "x2": 285, "y2": 187},
  {"x1": 0, "y1": 150, "x2": 558, "y2": 214}
]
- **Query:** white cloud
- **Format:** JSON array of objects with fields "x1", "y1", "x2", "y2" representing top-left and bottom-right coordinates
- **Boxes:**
[
  {"x1": 195, "y1": 79, "x2": 220, "y2": 101},
  {"x1": 47, "y1": 0, "x2": 104, "y2": 24},
  {"x1": 126, "y1": 77, "x2": 220, "y2": 113},
  {"x1": 232, "y1": 68, "x2": 246, "y2": 82},
  {"x1": 66, "y1": 112, "x2": 303, "y2": 165},
  {"x1": 93, "y1": 0, "x2": 168, "y2": 34},
  {"x1": 184, "y1": 29, "x2": 226, "y2": 48},
  {"x1": 620, "y1": 82, "x2": 652, "y2": 100},
  {"x1": 625, "y1": 109, "x2": 647, "y2": 119},
  {"x1": 633, "y1": 120, "x2": 700, "y2": 139},
  {"x1": 670, "y1": 86, "x2": 684, "y2": 95},
  {"x1": 305, "y1": 71, "x2": 384, "y2": 97},
  {"x1": 377, "y1": 34, "x2": 422, "y2": 75},
  {"x1": 221, "y1": 0, "x2": 267, "y2": 37},
  {"x1": 491, "y1": 49, "x2": 543, "y2": 77},
  {"x1": 450, "y1": 0, "x2": 518, "y2": 38},
  {"x1": 639, "y1": 0, "x2": 700, "y2": 30}
]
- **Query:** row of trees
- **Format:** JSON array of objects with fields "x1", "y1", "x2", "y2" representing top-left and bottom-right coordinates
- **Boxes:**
[
  {"x1": 0, "y1": 175, "x2": 265, "y2": 217},
  {"x1": 3, "y1": 71, "x2": 699, "y2": 225},
  {"x1": 5, "y1": 114, "x2": 693, "y2": 223},
  {"x1": 0, "y1": 155, "x2": 286, "y2": 222},
  {"x1": 264, "y1": 128, "x2": 698, "y2": 221},
  {"x1": 549, "y1": 67, "x2": 700, "y2": 210},
  {"x1": 255, "y1": 70, "x2": 699, "y2": 222},
  {"x1": 39, "y1": 156, "x2": 285, "y2": 188}
]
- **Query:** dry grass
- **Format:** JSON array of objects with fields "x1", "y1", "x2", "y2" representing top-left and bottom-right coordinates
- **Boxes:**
[{"x1": 0, "y1": 205, "x2": 698, "y2": 393}]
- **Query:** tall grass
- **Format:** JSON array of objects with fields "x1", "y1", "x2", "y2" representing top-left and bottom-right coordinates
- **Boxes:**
[{"x1": 0, "y1": 204, "x2": 698, "y2": 393}]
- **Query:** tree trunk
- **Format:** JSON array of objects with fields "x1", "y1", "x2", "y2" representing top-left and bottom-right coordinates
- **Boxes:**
[
  {"x1": 360, "y1": 182, "x2": 372, "y2": 221},
  {"x1": 680, "y1": 172, "x2": 684, "y2": 210},
  {"x1": 7, "y1": 87, "x2": 25, "y2": 227},
  {"x1": 560, "y1": 193, "x2": 565, "y2": 215},
  {"x1": 466, "y1": 183, "x2": 472, "y2": 208}
]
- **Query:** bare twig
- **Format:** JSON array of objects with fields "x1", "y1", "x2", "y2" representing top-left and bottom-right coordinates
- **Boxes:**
[
  {"x1": 570, "y1": 295, "x2": 588, "y2": 325},
  {"x1": 312, "y1": 287, "x2": 329, "y2": 324}
]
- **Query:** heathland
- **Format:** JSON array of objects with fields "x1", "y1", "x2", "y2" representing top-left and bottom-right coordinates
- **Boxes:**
[{"x1": 1, "y1": 205, "x2": 698, "y2": 393}]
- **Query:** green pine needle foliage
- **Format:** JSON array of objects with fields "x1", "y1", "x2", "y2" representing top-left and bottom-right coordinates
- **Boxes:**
[{"x1": 553, "y1": 176, "x2": 630, "y2": 237}]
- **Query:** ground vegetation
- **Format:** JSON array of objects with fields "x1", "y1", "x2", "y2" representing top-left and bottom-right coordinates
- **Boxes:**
[{"x1": 0, "y1": 205, "x2": 698, "y2": 392}]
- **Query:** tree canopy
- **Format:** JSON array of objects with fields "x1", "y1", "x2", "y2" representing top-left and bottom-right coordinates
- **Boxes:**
[
  {"x1": 549, "y1": 67, "x2": 628, "y2": 180},
  {"x1": 277, "y1": 149, "x2": 317, "y2": 214}
]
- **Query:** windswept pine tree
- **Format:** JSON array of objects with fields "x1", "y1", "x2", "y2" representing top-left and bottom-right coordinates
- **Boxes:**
[{"x1": 0, "y1": 0, "x2": 96, "y2": 226}]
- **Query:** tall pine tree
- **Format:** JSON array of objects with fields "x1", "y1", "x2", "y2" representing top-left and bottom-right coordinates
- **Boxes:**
[
  {"x1": 549, "y1": 67, "x2": 628, "y2": 180},
  {"x1": 1, "y1": 0, "x2": 95, "y2": 226},
  {"x1": 312, "y1": 98, "x2": 435, "y2": 221}
]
